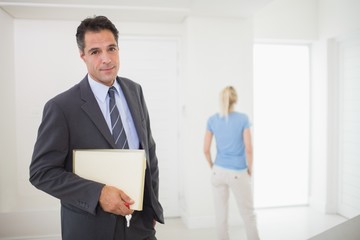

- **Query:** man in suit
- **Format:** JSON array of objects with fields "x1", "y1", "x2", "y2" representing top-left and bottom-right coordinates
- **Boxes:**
[{"x1": 29, "y1": 16, "x2": 164, "y2": 240}]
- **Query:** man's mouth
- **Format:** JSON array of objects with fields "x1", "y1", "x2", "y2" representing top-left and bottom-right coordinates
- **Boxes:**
[{"x1": 101, "y1": 66, "x2": 115, "y2": 71}]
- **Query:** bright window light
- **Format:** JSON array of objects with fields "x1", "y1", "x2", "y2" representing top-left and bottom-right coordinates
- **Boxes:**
[{"x1": 253, "y1": 44, "x2": 310, "y2": 208}]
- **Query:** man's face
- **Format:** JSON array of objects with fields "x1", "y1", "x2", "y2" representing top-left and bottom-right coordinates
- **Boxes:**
[{"x1": 80, "y1": 29, "x2": 119, "y2": 86}]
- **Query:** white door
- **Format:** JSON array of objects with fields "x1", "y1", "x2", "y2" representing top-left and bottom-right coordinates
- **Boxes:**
[
  {"x1": 119, "y1": 37, "x2": 180, "y2": 217},
  {"x1": 337, "y1": 34, "x2": 360, "y2": 218}
]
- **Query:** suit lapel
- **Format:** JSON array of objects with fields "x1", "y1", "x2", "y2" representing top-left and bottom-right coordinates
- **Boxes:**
[{"x1": 79, "y1": 77, "x2": 116, "y2": 148}]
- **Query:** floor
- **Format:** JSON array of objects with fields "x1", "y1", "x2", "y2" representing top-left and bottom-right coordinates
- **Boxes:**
[{"x1": 156, "y1": 206, "x2": 347, "y2": 240}]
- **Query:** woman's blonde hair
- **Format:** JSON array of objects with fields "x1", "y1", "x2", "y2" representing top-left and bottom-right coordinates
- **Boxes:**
[{"x1": 219, "y1": 86, "x2": 237, "y2": 117}]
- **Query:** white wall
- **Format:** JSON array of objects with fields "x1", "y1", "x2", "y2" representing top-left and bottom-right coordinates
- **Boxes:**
[
  {"x1": 0, "y1": 7, "x2": 16, "y2": 212},
  {"x1": 318, "y1": 0, "x2": 360, "y2": 214},
  {"x1": 314, "y1": 0, "x2": 360, "y2": 213},
  {"x1": 319, "y1": 0, "x2": 360, "y2": 39},
  {"x1": 254, "y1": 0, "x2": 318, "y2": 41}
]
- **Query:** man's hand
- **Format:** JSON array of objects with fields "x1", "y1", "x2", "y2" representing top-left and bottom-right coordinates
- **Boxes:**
[{"x1": 99, "y1": 185, "x2": 134, "y2": 216}]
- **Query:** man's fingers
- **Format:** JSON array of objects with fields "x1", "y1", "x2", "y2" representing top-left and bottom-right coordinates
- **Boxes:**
[{"x1": 99, "y1": 185, "x2": 134, "y2": 215}]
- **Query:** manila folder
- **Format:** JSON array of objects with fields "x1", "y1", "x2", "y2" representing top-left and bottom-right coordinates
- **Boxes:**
[{"x1": 73, "y1": 149, "x2": 146, "y2": 211}]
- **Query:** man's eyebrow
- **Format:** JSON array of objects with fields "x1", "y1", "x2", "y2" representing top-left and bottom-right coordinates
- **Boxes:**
[
  {"x1": 87, "y1": 44, "x2": 117, "y2": 53},
  {"x1": 88, "y1": 47, "x2": 99, "y2": 53}
]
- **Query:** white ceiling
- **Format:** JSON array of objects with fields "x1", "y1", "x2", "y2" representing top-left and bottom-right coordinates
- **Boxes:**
[{"x1": 0, "y1": 0, "x2": 273, "y2": 23}]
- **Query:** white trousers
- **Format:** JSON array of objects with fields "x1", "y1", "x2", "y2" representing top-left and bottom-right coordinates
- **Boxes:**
[{"x1": 211, "y1": 166, "x2": 260, "y2": 240}]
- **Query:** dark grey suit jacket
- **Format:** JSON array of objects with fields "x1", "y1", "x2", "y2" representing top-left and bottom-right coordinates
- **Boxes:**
[{"x1": 30, "y1": 76, "x2": 164, "y2": 239}]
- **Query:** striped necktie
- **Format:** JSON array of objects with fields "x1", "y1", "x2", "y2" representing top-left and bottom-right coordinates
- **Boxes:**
[{"x1": 108, "y1": 87, "x2": 129, "y2": 149}]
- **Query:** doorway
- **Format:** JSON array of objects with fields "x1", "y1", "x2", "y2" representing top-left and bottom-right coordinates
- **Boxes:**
[{"x1": 253, "y1": 43, "x2": 310, "y2": 208}]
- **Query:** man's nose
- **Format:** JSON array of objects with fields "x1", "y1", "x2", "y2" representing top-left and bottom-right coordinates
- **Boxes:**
[{"x1": 101, "y1": 53, "x2": 111, "y2": 64}]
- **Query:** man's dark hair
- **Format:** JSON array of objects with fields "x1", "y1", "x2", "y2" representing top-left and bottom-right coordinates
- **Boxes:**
[{"x1": 76, "y1": 16, "x2": 119, "y2": 52}]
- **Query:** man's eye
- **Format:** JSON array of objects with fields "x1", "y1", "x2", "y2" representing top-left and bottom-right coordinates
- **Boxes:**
[
  {"x1": 109, "y1": 47, "x2": 118, "y2": 52},
  {"x1": 90, "y1": 50, "x2": 99, "y2": 55}
]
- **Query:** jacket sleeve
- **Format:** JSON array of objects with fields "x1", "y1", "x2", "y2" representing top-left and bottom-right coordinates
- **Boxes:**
[{"x1": 29, "y1": 99, "x2": 104, "y2": 215}]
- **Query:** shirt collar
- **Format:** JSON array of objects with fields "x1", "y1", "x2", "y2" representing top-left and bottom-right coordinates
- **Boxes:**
[{"x1": 87, "y1": 74, "x2": 120, "y2": 102}]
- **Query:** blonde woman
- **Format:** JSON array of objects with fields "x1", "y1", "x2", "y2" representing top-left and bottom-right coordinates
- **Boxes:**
[{"x1": 204, "y1": 86, "x2": 260, "y2": 240}]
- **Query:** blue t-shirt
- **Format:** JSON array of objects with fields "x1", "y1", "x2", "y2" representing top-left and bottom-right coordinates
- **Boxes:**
[{"x1": 206, "y1": 112, "x2": 250, "y2": 170}]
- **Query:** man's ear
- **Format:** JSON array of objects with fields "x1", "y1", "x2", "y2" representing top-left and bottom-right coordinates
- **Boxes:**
[{"x1": 80, "y1": 50, "x2": 86, "y2": 61}]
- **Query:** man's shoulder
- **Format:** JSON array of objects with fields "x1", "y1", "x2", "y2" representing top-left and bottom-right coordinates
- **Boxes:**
[
  {"x1": 117, "y1": 76, "x2": 141, "y2": 88},
  {"x1": 46, "y1": 78, "x2": 86, "y2": 106},
  {"x1": 117, "y1": 76, "x2": 144, "y2": 98},
  {"x1": 53, "y1": 83, "x2": 81, "y2": 101}
]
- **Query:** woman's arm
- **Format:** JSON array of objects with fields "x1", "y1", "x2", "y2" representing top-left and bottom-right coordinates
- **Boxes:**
[
  {"x1": 243, "y1": 128, "x2": 253, "y2": 176},
  {"x1": 203, "y1": 130, "x2": 214, "y2": 168}
]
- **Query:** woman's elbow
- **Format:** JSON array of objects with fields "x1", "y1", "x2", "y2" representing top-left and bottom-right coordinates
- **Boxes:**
[
  {"x1": 204, "y1": 148, "x2": 210, "y2": 156},
  {"x1": 245, "y1": 148, "x2": 253, "y2": 156}
]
